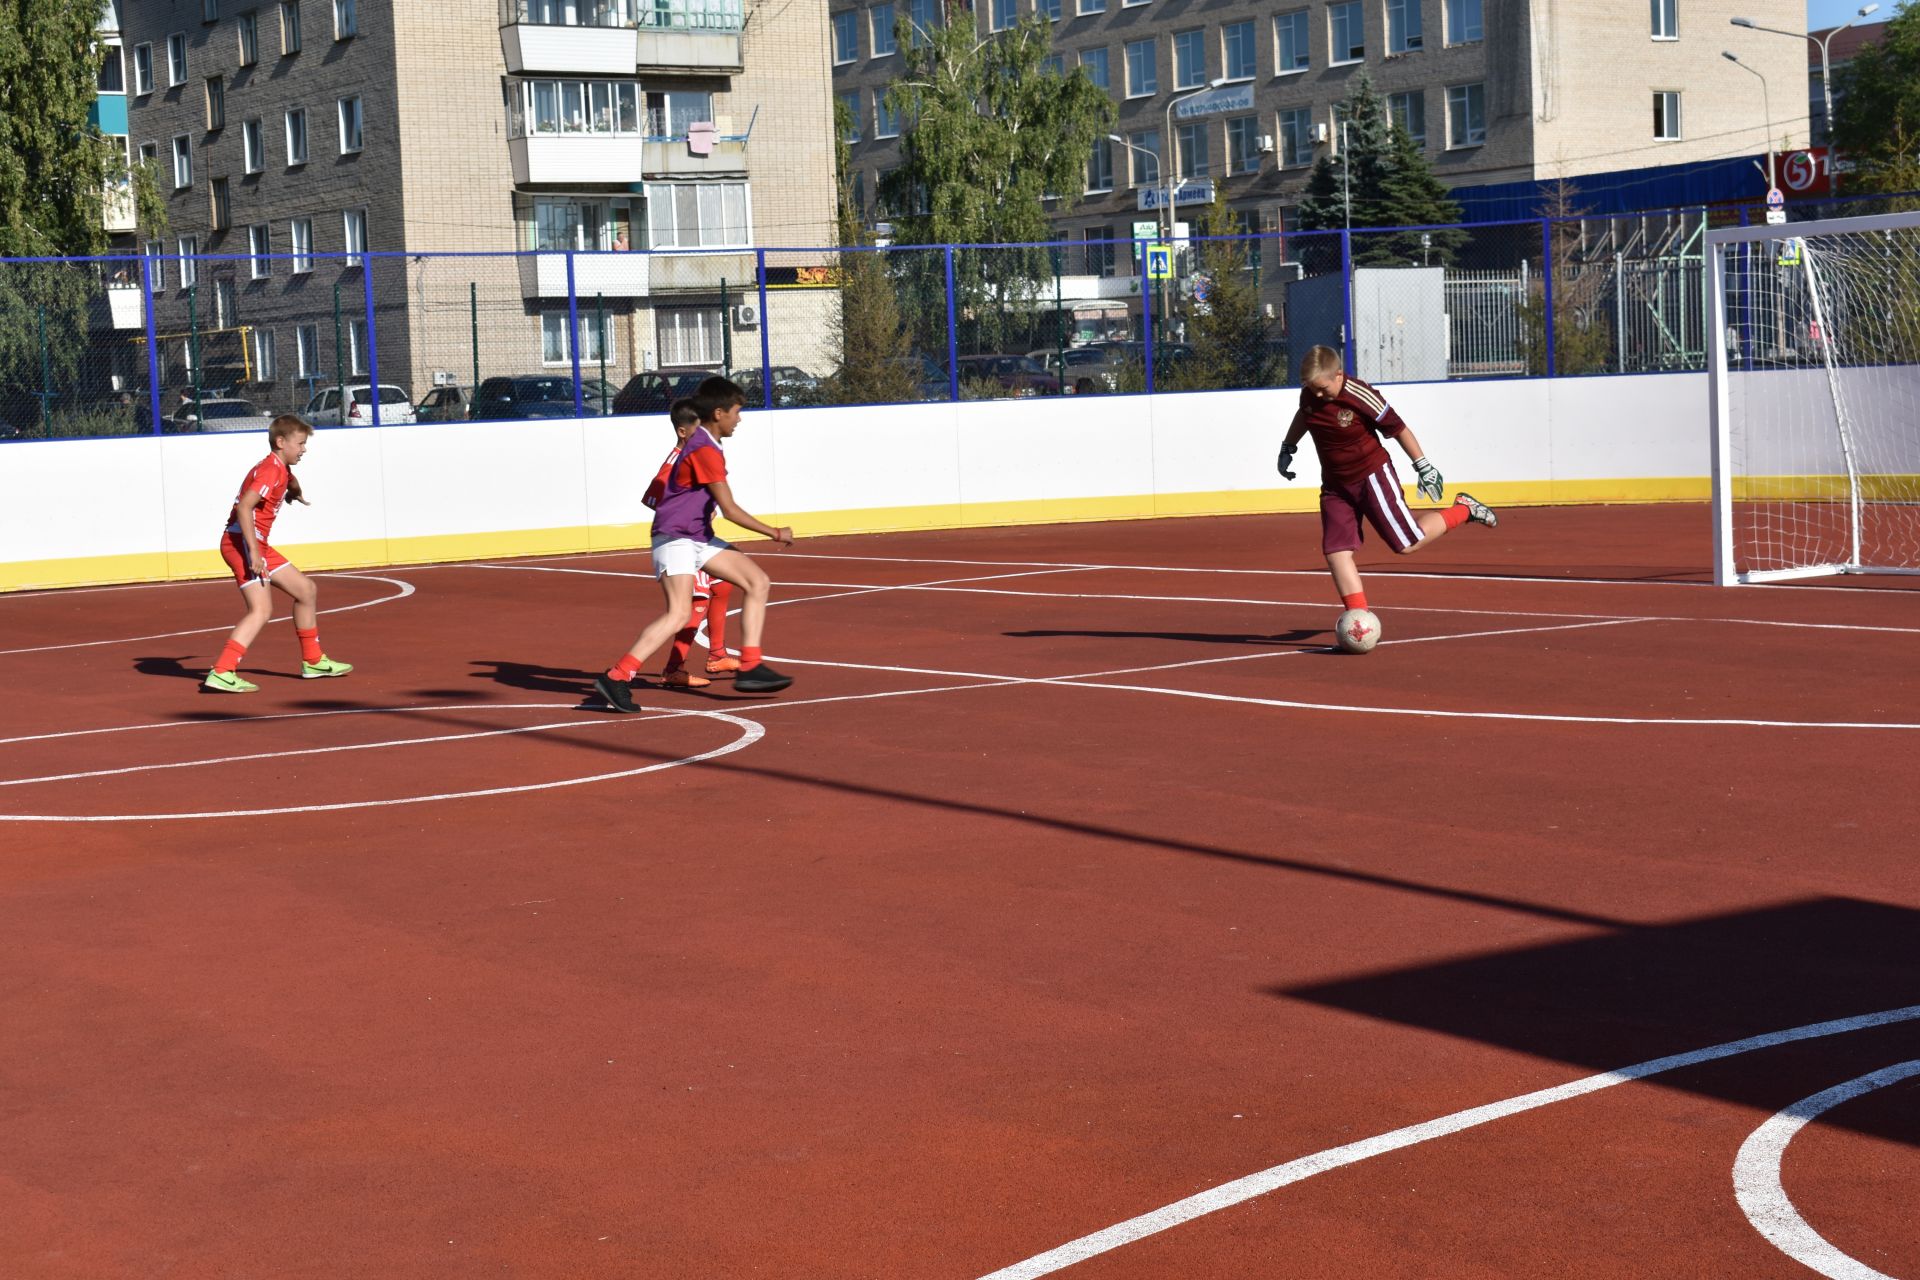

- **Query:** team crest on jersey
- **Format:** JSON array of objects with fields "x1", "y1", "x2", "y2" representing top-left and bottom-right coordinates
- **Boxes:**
[{"x1": 1337, "y1": 408, "x2": 1355, "y2": 427}]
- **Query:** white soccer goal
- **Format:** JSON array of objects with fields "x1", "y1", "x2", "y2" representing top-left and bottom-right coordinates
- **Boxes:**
[{"x1": 1708, "y1": 209, "x2": 1920, "y2": 584}]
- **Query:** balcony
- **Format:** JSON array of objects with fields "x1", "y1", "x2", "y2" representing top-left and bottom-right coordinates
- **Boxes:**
[
  {"x1": 646, "y1": 249, "x2": 755, "y2": 293},
  {"x1": 509, "y1": 134, "x2": 646, "y2": 184},
  {"x1": 103, "y1": 179, "x2": 136, "y2": 234},
  {"x1": 519, "y1": 250, "x2": 651, "y2": 299},
  {"x1": 635, "y1": 0, "x2": 744, "y2": 72},
  {"x1": 500, "y1": 14, "x2": 638, "y2": 74},
  {"x1": 640, "y1": 112, "x2": 750, "y2": 176}
]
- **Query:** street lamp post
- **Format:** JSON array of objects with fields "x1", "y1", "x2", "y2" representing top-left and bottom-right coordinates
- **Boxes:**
[
  {"x1": 1110, "y1": 132, "x2": 1162, "y2": 342},
  {"x1": 1160, "y1": 75, "x2": 1231, "y2": 341},
  {"x1": 1731, "y1": 6, "x2": 1877, "y2": 191},
  {"x1": 1722, "y1": 50, "x2": 1776, "y2": 193}
]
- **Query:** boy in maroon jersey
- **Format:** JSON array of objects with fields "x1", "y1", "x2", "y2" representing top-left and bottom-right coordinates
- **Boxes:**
[{"x1": 1277, "y1": 345, "x2": 1497, "y2": 616}]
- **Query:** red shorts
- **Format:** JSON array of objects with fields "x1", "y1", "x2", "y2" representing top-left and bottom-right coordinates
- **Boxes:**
[
  {"x1": 219, "y1": 529, "x2": 290, "y2": 586},
  {"x1": 1320, "y1": 462, "x2": 1425, "y2": 555}
]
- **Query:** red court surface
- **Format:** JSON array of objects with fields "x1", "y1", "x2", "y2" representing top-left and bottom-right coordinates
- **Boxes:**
[{"x1": 3, "y1": 503, "x2": 1918, "y2": 1279}]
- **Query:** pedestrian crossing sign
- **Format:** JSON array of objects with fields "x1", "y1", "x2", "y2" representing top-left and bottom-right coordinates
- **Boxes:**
[{"x1": 1145, "y1": 245, "x2": 1173, "y2": 281}]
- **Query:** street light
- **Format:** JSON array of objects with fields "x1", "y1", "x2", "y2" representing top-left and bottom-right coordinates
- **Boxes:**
[
  {"x1": 1722, "y1": 50, "x2": 1776, "y2": 193},
  {"x1": 1731, "y1": 5, "x2": 1877, "y2": 189},
  {"x1": 1159, "y1": 74, "x2": 1231, "y2": 339},
  {"x1": 1108, "y1": 131, "x2": 1164, "y2": 245}
]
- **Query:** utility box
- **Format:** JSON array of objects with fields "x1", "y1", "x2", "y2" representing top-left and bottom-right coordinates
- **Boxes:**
[{"x1": 1286, "y1": 266, "x2": 1450, "y2": 384}]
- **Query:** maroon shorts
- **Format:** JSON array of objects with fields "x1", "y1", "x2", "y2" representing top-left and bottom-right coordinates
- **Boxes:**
[{"x1": 1320, "y1": 462, "x2": 1424, "y2": 555}]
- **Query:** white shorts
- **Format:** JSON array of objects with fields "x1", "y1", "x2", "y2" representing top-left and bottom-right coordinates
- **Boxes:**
[{"x1": 651, "y1": 535, "x2": 732, "y2": 580}]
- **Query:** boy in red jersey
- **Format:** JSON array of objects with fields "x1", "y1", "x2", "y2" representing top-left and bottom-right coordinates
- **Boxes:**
[
  {"x1": 650, "y1": 403, "x2": 737, "y2": 689},
  {"x1": 203, "y1": 415, "x2": 352, "y2": 692},
  {"x1": 594, "y1": 381, "x2": 793, "y2": 710},
  {"x1": 1277, "y1": 345, "x2": 1497, "y2": 617}
]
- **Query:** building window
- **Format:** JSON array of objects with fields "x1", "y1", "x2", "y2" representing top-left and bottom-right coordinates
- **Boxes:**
[
  {"x1": 1329, "y1": 2, "x2": 1363, "y2": 63},
  {"x1": 527, "y1": 196, "x2": 636, "y2": 251},
  {"x1": 1080, "y1": 46, "x2": 1108, "y2": 89},
  {"x1": 644, "y1": 182, "x2": 752, "y2": 248},
  {"x1": 909, "y1": 0, "x2": 939, "y2": 45},
  {"x1": 1173, "y1": 29, "x2": 1206, "y2": 89},
  {"x1": 1042, "y1": 52, "x2": 1064, "y2": 75},
  {"x1": 871, "y1": 3, "x2": 896, "y2": 56},
  {"x1": 98, "y1": 42, "x2": 126, "y2": 92},
  {"x1": 1651, "y1": 0, "x2": 1675, "y2": 40},
  {"x1": 1447, "y1": 82, "x2": 1485, "y2": 147},
  {"x1": 512, "y1": 79, "x2": 643, "y2": 136},
  {"x1": 1277, "y1": 106, "x2": 1312, "y2": 166},
  {"x1": 1125, "y1": 39, "x2": 1156, "y2": 97},
  {"x1": 1036, "y1": 0, "x2": 1060, "y2": 19},
  {"x1": 171, "y1": 135, "x2": 192, "y2": 188},
  {"x1": 242, "y1": 117, "x2": 264, "y2": 172},
  {"x1": 1387, "y1": 0, "x2": 1422, "y2": 53},
  {"x1": 167, "y1": 32, "x2": 187, "y2": 86},
  {"x1": 203, "y1": 0, "x2": 219, "y2": 21},
  {"x1": 251, "y1": 328, "x2": 276, "y2": 380},
  {"x1": 1086, "y1": 137, "x2": 1114, "y2": 193},
  {"x1": 644, "y1": 88, "x2": 709, "y2": 137},
  {"x1": 145, "y1": 240, "x2": 167, "y2": 291},
  {"x1": 249, "y1": 224, "x2": 271, "y2": 277},
  {"x1": 214, "y1": 278, "x2": 236, "y2": 329},
  {"x1": 1226, "y1": 115, "x2": 1259, "y2": 174},
  {"x1": 1222, "y1": 20, "x2": 1255, "y2": 81},
  {"x1": 1446, "y1": 0, "x2": 1482, "y2": 44},
  {"x1": 238, "y1": 10, "x2": 259, "y2": 64},
  {"x1": 1653, "y1": 90, "x2": 1681, "y2": 140},
  {"x1": 991, "y1": 0, "x2": 1017, "y2": 31},
  {"x1": 281, "y1": 0, "x2": 302, "y2": 53},
  {"x1": 290, "y1": 217, "x2": 313, "y2": 272},
  {"x1": 875, "y1": 94, "x2": 901, "y2": 138},
  {"x1": 334, "y1": 0, "x2": 357, "y2": 39},
  {"x1": 285, "y1": 107, "x2": 308, "y2": 164},
  {"x1": 1128, "y1": 128, "x2": 1160, "y2": 185},
  {"x1": 205, "y1": 76, "x2": 226, "y2": 130},
  {"x1": 132, "y1": 43, "x2": 153, "y2": 95},
  {"x1": 338, "y1": 96, "x2": 363, "y2": 153},
  {"x1": 1084, "y1": 226, "x2": 1116, "y2": 276},
  {"x1": 1077, "y1": 0, "x2": 1105, "y2": 15},
  {"x1": 178, "y1": 235, "x2": 199, "y2": 289},
  {"x1": 1273, "y1": 10, "x2": 1309, "y2": 74},
  {"x1": 210, "y1": 176, "x2": 231, "y2": 230},
  {"x1": 1389, "y1": 90, "x2": 1426, "y2": 146},
  {"x1": 539, "y1": 313, "x2": 611, "y2": 366},
  {"x1": 347, "y1": 318, "x2": 366, "y2": 375},
  {"x1": 839, "y1": 90, "x2": 861, "y2": 142},
  {"x1": 656, "y1": 307, "x2": 724, "y2": 366},
  {"x1": 1176, "y1": 122, "x2": 1209, "y2": 179},
  {"x1": 833, "y1": 10, "x2": 858, "y2": 63},
  {"x1": 296, "y1": 324, "x2": 319, "y2": 378},
  {"x1": 343, "y1": 208, "x2": 368, "y2": 266}
]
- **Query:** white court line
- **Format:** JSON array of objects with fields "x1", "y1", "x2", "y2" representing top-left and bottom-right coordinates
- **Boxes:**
[
  {"x1": 1732, "y1": 1059, "x2": 1920, "y2": 1280},
  {"x1": 0, "y1": 574, "x2": 416, "y2": 656},
  {"x1": 974, "y1": 1004, "x2": 1920, "y2": 1280}
]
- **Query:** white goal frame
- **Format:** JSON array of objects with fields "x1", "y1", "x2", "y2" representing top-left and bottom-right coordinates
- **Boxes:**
[{"x1": 1707, "y1": 209, "x2": 1920, "y2": 585}]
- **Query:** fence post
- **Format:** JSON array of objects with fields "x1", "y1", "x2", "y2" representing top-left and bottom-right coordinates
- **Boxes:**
[
  {"x1": 187, "y1": 285, "x2": 203, "y2": 414},
  {"x1": 1540, "y1": 218, "x2": 1556, "y2": 379},
  {"x1": 755, "y1": 248, "x2": 772, "y2": 409},
  {"x1": 566, "y1": 250, "x2": 584, "y2": 418},
  {"x1": 332, "y1": 279, "x2": 345, "y2": 420},
  {"x1": 943, "y1": 246, "x2": 958, "y2": 403},
  {"x1": 720, "y1": 278, "x2": 732, "y2": 378},
  {"x1": 1339, "y1": 228, "x2": 1355, "y2": 377},
  {"x1": 470, "y1": 280, "x2": 480, "y2": 410},
  {"x1": 139, "y1": 251, "x2": 163, "y2": 435},
  {"x1": 362, "y1": 257, "x2": 381, "y2": 426},
  {"x1": 1140, "y1": 238, "x2": 1156, "y2": 395},
  {"x1": 1614, "y1": 251, "x2": 1626, "y2": 373},
  {"x1": 597, "y1": 293, "x2": 608, "y2": 414}
]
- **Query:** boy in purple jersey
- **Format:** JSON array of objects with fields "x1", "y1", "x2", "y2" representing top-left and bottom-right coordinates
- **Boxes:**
[
  {"x1": 593, "y1": 381, "x2": 795, "y2": 710},
  {"x1": 1277, "y1": 345, "x2": 1498, "y2": 616}
]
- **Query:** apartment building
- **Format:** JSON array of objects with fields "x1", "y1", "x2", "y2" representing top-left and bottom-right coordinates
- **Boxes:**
[
  {"x1": 117, "y1": 0, "x2": 837, "y2": 410},
  {"x1": 830, "y1": 0, "x2": 1808, "y2": 262}
]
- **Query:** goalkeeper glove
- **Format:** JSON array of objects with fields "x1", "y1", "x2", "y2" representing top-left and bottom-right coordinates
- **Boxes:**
[
  {"x1": 1412, "y1": 456, "x2": 1444, "y2": 504},
  {"x1": 1277, "y1": 444, "x2": 1298, "y2": 480}
]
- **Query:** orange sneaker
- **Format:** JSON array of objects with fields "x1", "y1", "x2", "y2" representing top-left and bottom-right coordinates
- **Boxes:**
[
  {"x1": 704, "y1": 655, "x2": 742, "y2": 676},
  {"x1": 662, "y1": 669, "x2": 712, "y2": 689}
]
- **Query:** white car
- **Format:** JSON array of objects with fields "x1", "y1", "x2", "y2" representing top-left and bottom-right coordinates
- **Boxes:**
[
  {"x1": 302, "y1": 384, "x2": 416, "y2": 426},
  {"x1": 173, "y1": 397, "x2": 276, "y2": 433}
]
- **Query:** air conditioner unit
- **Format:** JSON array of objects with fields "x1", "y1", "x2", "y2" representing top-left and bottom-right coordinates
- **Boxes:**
[
  {"x1": 1257, "y1": 134, "x2": 1275, "y2": 154},
  {"x1": 733, "y1": 300, "x2": 761, "y2": 327},
  {"x1": 1312, "y1": 122, "x2": 1329, "y2": 144}
]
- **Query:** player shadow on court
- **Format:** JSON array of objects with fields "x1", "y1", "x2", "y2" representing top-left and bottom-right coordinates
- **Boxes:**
[
  {"x1": 469, "y1": 659, "x2": 601, "y2": 696},
  {"x1": 1004, "y1": 628, "x2": 1330, "y2": 649},
  {"x1": 1273, "y1": 896, "x2": 1920, "y2": 1146},
  {"x1": 137, "y1": 654, "x2": 299, "y2": 682}
]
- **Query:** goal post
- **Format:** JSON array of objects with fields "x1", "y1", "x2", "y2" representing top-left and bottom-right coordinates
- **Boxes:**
[{"x1": 1706, "y1": 209, "x2": 1920, "y2": 585}]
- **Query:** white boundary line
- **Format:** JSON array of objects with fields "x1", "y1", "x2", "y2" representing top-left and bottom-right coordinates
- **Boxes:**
[
  {"x1": 1731, "y1": 1059, "x2": 1920, "y2": 1280},
  {"x1": 974, "y1": 1005, "x2": 1920, "y2": 1280},
  {"x1": 0, "y1": 574, "x2": 417, "y2": 656}
]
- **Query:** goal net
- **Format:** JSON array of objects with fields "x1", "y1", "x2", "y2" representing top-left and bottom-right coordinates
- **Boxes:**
[{"x1": 1708, "y1": 210, "x2": 1920, "y2": 584}]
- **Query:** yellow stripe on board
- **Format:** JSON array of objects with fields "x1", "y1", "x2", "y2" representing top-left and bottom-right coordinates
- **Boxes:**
[{"x1": 1, "y1": 477, "x2": 1712, "y2": 593}]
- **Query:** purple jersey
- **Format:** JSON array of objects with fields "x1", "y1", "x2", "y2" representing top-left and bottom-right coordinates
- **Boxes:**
[{"x1": 647, "y1": 426, "x2": 727, "y2": 541}]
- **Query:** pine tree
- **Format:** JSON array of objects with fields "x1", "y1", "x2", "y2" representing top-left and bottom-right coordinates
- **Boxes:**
[
  {"x1": 1375, "y1": 124, "x2": 1466, "y2": 265},
  {"x1": 827, "y1": 94, "x2": 919, "y2": 405}
]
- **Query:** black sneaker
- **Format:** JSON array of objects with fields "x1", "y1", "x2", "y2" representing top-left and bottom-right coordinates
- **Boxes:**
[
  {"x1": 733, "y1": 662, "x2": 793, "y2": 694},
  {"x1": 594, "y1": 672, "x2": 639, "y2": 712},
  {"x1": 1454, "y1": 492, "x2": 1499, "y2": 529}
]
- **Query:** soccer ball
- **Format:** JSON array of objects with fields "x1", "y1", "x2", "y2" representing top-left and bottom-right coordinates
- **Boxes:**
[{"x1": 1335, "y1": 608, "x2": 1382, "y2": 654}]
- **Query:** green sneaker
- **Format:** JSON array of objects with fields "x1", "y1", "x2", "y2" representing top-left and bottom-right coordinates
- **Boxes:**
[
  {"x1": 302, "y1": 655, "x2": 354, "y2": 679},
  {"x1": 203, "y1": 669, "x2": 258, "y2": 693}
]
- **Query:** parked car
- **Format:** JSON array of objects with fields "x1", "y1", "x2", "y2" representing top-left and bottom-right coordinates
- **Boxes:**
[
  {"x1": 174, "y1": 397, "x2": 276, "y2": 433},
  {"x1": 736, "y1": 365, "x2": 822, "y2": 407},
  {"x1": 955, "y1": 354, "x2": 1062, "y2": 398},
  {"x1": 472, "y1": 375, "x2": 619, "y2": 420},
  {"x1": 610, "y1": 369, "x2": 712, "y2": 416},
  {"x1": 303, "y1": 384, "x2": 417, "y2": 426},
  {"x1": 1027, "y1": 346, "x2": 1132, "y2": 395},
  {"x1": 415, "y1": 385, "x2": 472, "y2": 422}
]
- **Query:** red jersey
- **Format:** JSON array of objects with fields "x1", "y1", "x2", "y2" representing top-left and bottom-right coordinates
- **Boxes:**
[
  {"x1": 1288, "y1": 375, "x2": 1408, "y2": 485},
  {"x1": 226, "y1": 453, "x2": 291, "y2": 543}
]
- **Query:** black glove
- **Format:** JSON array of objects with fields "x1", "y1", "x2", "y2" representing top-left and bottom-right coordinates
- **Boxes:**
[{"x1": 1277, "y1": 444, "x2": 1297, "y2": 480}]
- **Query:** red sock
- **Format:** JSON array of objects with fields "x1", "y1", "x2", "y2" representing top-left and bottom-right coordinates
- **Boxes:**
[
  {"x1": 214, "y1": 639, "x2": 247, "y2": 673},
  {"x1": 706, "y1": 582, "x2": 733, "y2": 654},
  {"x1": 1440, "y1": 502, "x2": 1471, "y2": 530},
  {"x1": 664, "y1": 597, "x2": 710, "y2": 674},
  {"x1": 296, "y1": 627, "x2": 323, "y2": 664},
  {"x1": 606, "y1": 654, "x2": 641, "y2": 683},
  {"x1": 740, "y1": 645, "x2": 762, "y2": 672},
  {"x1": 1341, "y1": 592, "x2": 1369, "y2": 611}
]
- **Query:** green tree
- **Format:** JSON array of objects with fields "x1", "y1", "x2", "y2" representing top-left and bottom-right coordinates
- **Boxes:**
[
  {"x1": 1375, "y1": 123, "x2": 1466, "y2": 265},
  {"x1": 1167, "y1": 186, "x2": 1268, "y2": 390},
  {"x1": 826, "y1": 95, "x2": 920, "y2": 405},
  {"x1": 880, "y1": 13, "x2": 1114, "y2": 353},
  {"x1": 1832, "y1": 2, "x2": 1920, "y2": 204},
  {"x1": 0, "y1": 2, "x2": 119, "y2": 431},
  {"x1": 1518, "y1": 180, "x2": 1614, "y2": 376}
]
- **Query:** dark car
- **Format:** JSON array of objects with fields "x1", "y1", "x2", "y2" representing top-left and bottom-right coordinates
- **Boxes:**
[
  {"x1": 473, "y1": 375, "x2": 619, "y2": 420},
  {"x1": 736, "y1": 365, "x2": 822, "y2": 407},
  {"x1": 610, "y1": 370, "x2": 712, "y2": 416},
  {"x1": 955, "y1": 354, "x2": 1062, "y2": 398}
]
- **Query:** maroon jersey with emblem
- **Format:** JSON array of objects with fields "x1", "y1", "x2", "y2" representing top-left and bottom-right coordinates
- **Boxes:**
[{"x1": 1289, "y1": 375, "x2": 1408, "y2": 485}]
